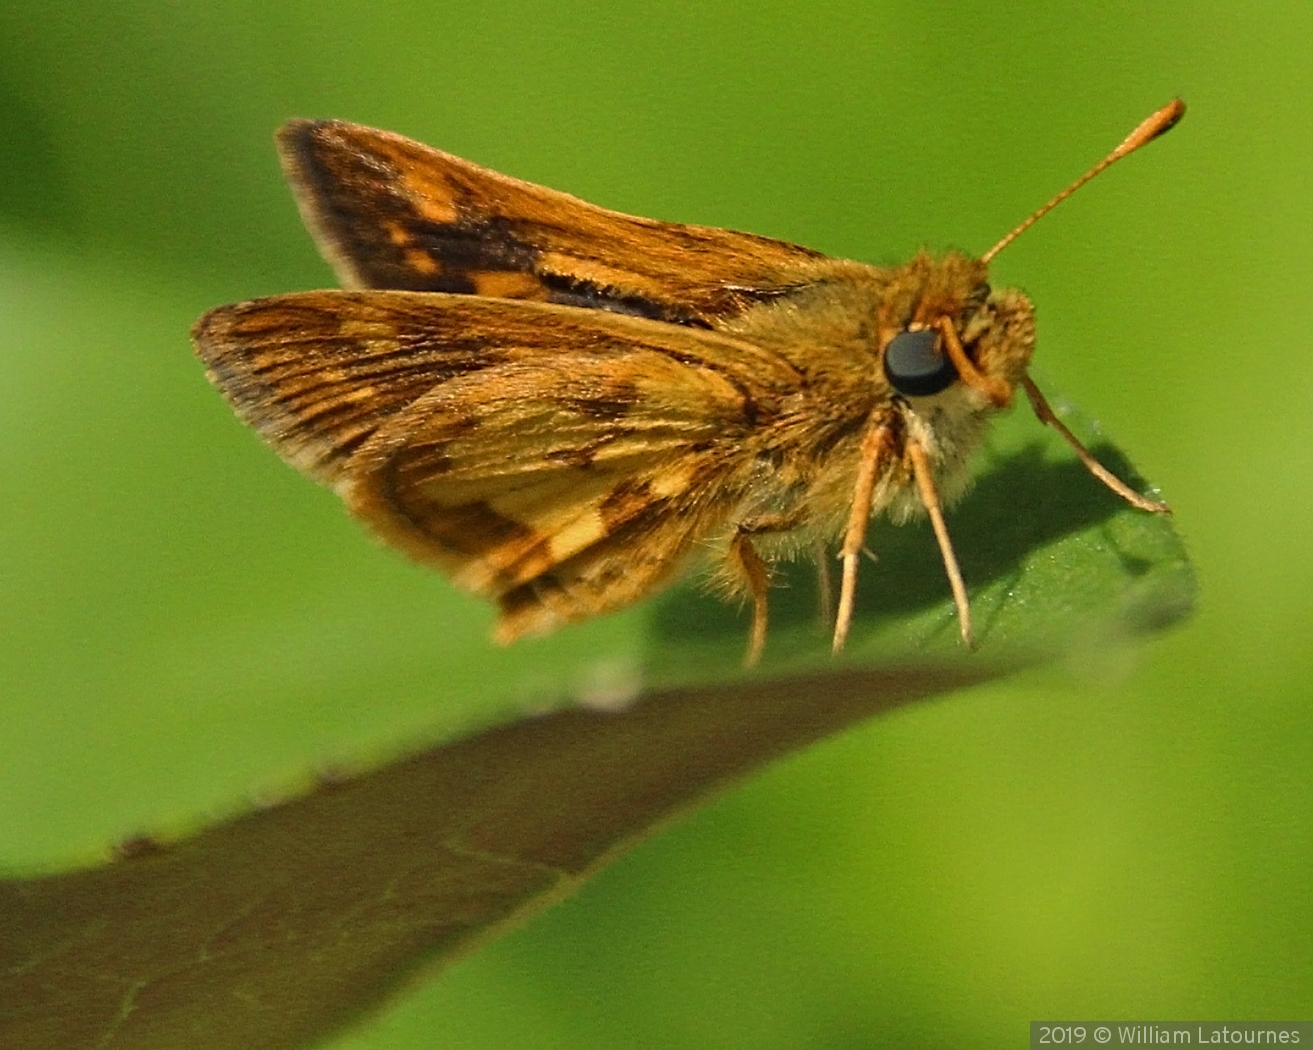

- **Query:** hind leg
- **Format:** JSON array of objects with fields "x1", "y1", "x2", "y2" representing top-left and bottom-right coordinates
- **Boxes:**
[{"x1": 725, "y1": 511, "x2": 809, "y2": 667}]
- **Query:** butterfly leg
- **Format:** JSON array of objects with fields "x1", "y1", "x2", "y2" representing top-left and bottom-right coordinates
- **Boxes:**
[
  {"x1": 833, "y1": 421, "x2": 894, "y2": 655},
  {"x1": 727, "y1": 531, "x2": 771, "y2": 668},
  {"x1": 726, "y1": 510, "x2": 814, "y2": 667},
  {"x1": 906, "y1": 439, "x2": 975, "y2": 648},
  {"x1": 1021, "y1": 374, "x2": 1170, "y2": 514}
]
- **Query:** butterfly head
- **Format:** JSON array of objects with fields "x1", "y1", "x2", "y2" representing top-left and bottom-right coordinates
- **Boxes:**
[{"x1": 878, "y1": 250, "x2": 1035, "y2": 411}]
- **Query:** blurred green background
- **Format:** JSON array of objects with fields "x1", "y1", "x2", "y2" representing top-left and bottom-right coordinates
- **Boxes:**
[{"x1": 1, "y1": 2, "x2": 1310, "y2": 1047}]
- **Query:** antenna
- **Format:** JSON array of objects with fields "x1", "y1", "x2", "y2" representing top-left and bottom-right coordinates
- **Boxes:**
[{"x1": 981, "y1": 99, "x2": 1185, "y2": 265}]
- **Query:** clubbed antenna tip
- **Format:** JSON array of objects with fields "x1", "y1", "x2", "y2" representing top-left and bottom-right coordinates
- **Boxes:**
[{"x1": 982, "y1": 99, "x2": 1185, "y2": 265}]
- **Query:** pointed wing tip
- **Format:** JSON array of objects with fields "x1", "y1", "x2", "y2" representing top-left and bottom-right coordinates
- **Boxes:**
[
  {"x1": 275, "y1": 118, "x2": 337, "y2": 170},
  {"x1": 189, "y1": 302, "x2": 264, "y2": 416},
  {"x1": 191, "y1": 303, "x2": 239, "y2": 364},
  {"x1": 276, "y1": 118, "x2": 401, "y2": 159},
  {"x1": 276, "y1": 117, "x2": 339, "y2": 143}
]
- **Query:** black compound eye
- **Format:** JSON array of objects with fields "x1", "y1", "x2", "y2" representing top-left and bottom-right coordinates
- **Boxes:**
[{"x1": 883, "y1": 328, "x2": 958, "y2": 397}]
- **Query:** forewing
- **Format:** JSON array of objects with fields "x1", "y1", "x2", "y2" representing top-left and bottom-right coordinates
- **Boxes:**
[
  {"x1": 194, "y1": 291, "x2": 800, "y2": 636},
  {"x1": 278, "y1": 119, "x2": 834, "y2": 324},
  {"x1": 194, "y1": 290, "x2": 502, "y2": 485}
]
